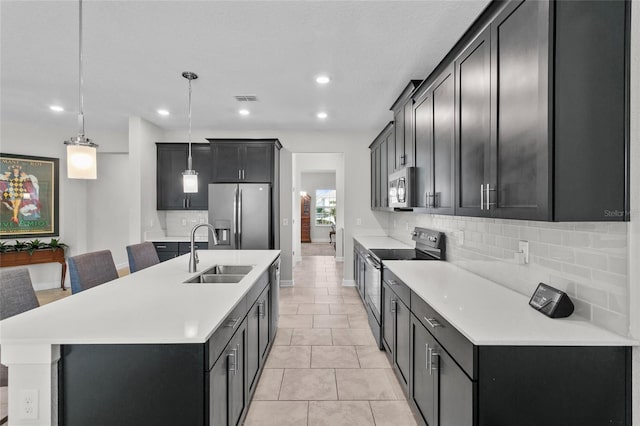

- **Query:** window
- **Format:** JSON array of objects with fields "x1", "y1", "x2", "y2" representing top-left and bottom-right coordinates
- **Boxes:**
[{"x1": 315, "y1": 189, "x2": 336, "y2": 226}]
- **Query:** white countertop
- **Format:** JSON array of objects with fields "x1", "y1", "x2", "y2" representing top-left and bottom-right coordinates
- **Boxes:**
[
  {"x1": 0, "y1": 250, "x2": 280, "y2": 345},
  {"x1": 146, "y1": 236, "x2": 208, "y2": 242},
  {"x1": 353, "y1": 235, "x2": 413, "y2": 250},
  {"x1": 383, "y1": 261, "x2": 637, "y2": 346}
]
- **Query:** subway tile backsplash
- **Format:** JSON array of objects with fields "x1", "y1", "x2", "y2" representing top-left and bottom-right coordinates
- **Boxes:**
[
  {"x1": 386, "y1": 213, "x2": 629, "y2": 336},
  {"x1": 164, "y1": 210, "x2": 209, "y2": 237}
]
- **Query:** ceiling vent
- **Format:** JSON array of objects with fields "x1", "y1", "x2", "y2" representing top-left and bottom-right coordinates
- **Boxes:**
[{"x1": 234, "y1": 95, "x2": 258, "y2": 102}]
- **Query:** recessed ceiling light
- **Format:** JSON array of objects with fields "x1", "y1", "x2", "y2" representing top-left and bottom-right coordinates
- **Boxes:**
[
  {"x1": 49, "y1": 105, "x2": 64, "y2": 112},
  {"x1": 239, "y1": 109, "x2": 250, "y2": 116},
  {"x1": 315, "y1": 75, "x2": 331, "y2": 84},
  {"x1": 317, "y1": 112, "x2": 328, "y2": 119},
  {"x1": 157, "y1": 109, "x2": 170, "y2": 116}
]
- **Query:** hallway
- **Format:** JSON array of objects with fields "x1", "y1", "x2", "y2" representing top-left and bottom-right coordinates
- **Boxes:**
[{"x1": 244, "y1": 256, "x2": 417, "y2": 426}]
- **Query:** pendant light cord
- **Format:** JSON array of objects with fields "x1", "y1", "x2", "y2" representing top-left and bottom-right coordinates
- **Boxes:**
[
  {"x1": 187, "y1": 77, "x2": 193, "y2": 170},
  {"x1": 78, "y1": 0, "x2": 85, "y2": 138}
]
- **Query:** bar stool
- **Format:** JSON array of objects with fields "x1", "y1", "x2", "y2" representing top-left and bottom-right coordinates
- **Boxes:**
[
  {"x1": 126, "y1": 242, "x2": 160, "y2": 273},
  {"x1": 68, "y1": 250, "x2": 118, "y2": 294}
]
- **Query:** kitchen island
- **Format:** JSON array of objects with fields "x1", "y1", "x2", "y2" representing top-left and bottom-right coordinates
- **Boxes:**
[{"x1": 0, "y1": 249, "x2": 280, "y2": 426}]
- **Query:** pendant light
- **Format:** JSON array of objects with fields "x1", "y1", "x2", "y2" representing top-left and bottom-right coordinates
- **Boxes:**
[
  {"x1": 182, "y1": 71, "x2": 198, "y2": 193},
  {"x1": 64, "y1": 0, "x2": 98, "y2": 179}
]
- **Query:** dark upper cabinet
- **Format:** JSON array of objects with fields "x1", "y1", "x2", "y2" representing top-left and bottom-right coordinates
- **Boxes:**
[
  {"x1": 369, "y1": 122, "x2": 394, "y2": 210},
  {"x1": 489, "y1": 0, "x2": 551, "y2": 220},
  {"x1": 156, "y1": 143, "x2": 210, "y2": 210},
  {"x1": 452, "y1": 0, "x2": 628, "y2": 221},
  {"x1": 454, "y1": 28, "x2": 492, "y2": 218},
  {"x1": 209, "y1": 140, "x2": 277, "y2": 183},
  {"x1": 413, "y1": 65, "x2": 455, "y2": 214},
  {"x1": 390, "y1": 81, "x2": 422, "y2": 171}
]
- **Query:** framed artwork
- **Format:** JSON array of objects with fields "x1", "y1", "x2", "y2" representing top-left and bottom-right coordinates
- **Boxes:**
[{"x1": 0, "y1": 153, "x2": 59, "y2": 238}]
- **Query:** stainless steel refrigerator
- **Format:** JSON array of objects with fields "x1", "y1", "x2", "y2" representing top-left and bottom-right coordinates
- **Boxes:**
[{"x1": 208, "y1": 183, "x2": 272, "y2": 249}]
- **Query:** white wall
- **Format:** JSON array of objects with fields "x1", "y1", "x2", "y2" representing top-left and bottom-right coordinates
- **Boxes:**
[
  {"x1": 628, "y1": 2, "x2": 640, "y2": 422},
  {"x1": 301, "y1": 172, "x2": 336, "y2": 243},
  {"x1": 86, "y1": 153, "x2": 129, "y2": 268},
  {"x1": 0, "y1": 120, "x2": 126, "y2": 289}
]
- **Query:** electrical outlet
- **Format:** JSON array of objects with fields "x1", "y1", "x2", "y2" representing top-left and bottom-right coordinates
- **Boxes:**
[
  {"x1": 283, "y1": 218, "x2": 288, "y2": 226},
  {"x1": 393, "y1": 220, "x2": 397, "y2": 228},
  {"x1": 181, "y1": 218, "x2": 187, "y2": 226},
  {"x1": 20, "y1": 389, "x2": 38, "y2": 419},
  {"x1": 356, "y1": 218, "x2": 362, "y2": 226},
  {"x1": 517, "y1": 240, "x2": 529, "y2": 264}
]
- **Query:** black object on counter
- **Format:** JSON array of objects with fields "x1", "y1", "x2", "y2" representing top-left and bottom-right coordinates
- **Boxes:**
[{"x1": 529, "y1": 283, "x2": 574, "y2": 318}]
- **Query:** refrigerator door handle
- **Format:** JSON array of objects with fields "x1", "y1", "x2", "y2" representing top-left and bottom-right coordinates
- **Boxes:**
[
  {"x1": 238, "y1": 188, "x2": 243, "y2": 249},
  {"x1": 233, "y1": 185, "x2": 239, "y2": 248}
]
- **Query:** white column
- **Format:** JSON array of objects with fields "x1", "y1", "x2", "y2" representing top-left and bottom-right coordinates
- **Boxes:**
[{"x1": 2, "y1": 344, "x2": 60, "y2": 426}]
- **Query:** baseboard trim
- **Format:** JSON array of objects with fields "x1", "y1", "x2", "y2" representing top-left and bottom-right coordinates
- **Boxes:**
[
  {"x1": 280, "y1": 280, "x2": 294, "y2": 288},
  {"x1": 342, "y1": 279, "x2": 355, "y2": 287}
]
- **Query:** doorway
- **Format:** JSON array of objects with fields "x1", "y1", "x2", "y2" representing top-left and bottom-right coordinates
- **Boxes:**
[{"x1": 299, "y1": 172, "x2": 336, "y2": 257}]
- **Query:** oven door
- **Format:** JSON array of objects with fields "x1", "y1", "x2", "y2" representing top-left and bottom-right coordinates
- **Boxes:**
[{"x1": 364, "y1": 255, "x2": 382, "y2": 323}]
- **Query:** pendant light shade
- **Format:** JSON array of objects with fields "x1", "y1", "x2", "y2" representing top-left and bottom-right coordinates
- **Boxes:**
[
  {"x1": 182, "y1": 71, "x2": 198, "y2": 193},
  {"x1": 64, "y1": 0, "x2": 98, "y2": 179}
]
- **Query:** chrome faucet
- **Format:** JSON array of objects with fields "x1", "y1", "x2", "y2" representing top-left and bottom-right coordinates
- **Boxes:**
[{"x1": 189, "y1": 223, "x2": 219, "y2": 273}]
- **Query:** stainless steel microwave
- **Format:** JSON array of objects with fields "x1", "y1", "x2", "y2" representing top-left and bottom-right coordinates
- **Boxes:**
[{"x1": 389, "y1": 167, "x2": 415, "y2": 208}]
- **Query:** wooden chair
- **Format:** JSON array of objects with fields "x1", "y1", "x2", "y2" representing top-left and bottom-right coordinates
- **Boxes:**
[
  {"x1": 68, "y1": 250, "x2": 118, "y2": 294},
  {"x1": 126, "y1": 242, "x2": 160, "y2": 273}
]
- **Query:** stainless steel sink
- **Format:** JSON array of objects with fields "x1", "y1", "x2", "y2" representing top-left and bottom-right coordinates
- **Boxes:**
[
  {"x1": 205, "y1": 265, "x2": 254, "y2": 275},
  {"x1": 183, "y1": 264, "x2": 254, "y2": 284}
]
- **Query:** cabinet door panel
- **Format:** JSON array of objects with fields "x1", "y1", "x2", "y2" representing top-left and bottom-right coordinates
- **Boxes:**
[
  {"x1": 411, "y1": 317, "x2": 436, "y2": 426},
  {"x1": 395, "y1": 299, "x2": 410, "y2": 388},
  {"x1": 403, "y1": 100, "x2": 415, "y2": 167},
  {"x1": 491, "y1": 0, "x2": 550, "y2": 220},
  {"x1": 212, "y1": 144, "x2": 242, "y2": 182},
  {"x1": 394, "y1": 110, "x2": 405, "y2": 168},
  {"x1": 371, "y1": 151, "x2": 376, "y2": 209},
  {"x1": 259, "y1": 288, "x2": 271, "y2": 361},
  {"x1": 387, "y1": 130, "x2": 396, "y2": 175},
  {"x1": 209, "y1": 352, "x2": 229, "y2": 426},
  {"x1": 432, "y1": 69, "x2": 455, "y2": 214},
  {"x1": 382, "y1": 284, "x2": 394, "y2": 355},
  {"x1": 438, "y1": 345, "x2": 473, "y2": 426},
  {"x1": 157, "y1": 144, "x2": 188, "y2": 210},
  {"x1": 244, "y1": 144, "x2": 273, "y2": 182},
  {"x1": 455, "y1": 29, "x2": 491, "y2": 216},
  {"x1": 229, "y1": 326, "x2": 246, "y2": 426},
  {"x1": 413, "y1": 91, "x2": 432, "y2": 209},
  {"x1": 380, "y1": 139, "x2": 388, "y2": 207},
  {"x1": 247, "y1": 303, "x2": 260, "y2": 393},
  {"x1": 189, "y1": 144, "x2": 211, "y2": 209}
]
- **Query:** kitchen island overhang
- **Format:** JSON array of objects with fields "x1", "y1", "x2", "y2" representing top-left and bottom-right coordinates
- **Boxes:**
[{"x1": 0, "y1": 249, "x2": 281, "y2": 426}]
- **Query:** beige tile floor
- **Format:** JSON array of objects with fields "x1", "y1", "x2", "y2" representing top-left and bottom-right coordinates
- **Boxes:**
[{"x1": 244, "y1": 256, "x2": 418, "y2": 426}]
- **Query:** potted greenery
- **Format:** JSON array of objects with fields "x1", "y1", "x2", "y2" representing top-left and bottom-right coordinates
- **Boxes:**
[{"x1": 0, "y1": 238, "x2": 69, "y2": 289}]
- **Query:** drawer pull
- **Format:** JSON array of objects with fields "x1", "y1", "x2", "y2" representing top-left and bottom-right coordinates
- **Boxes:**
[
  {"x1": 155, "y1": 245, "x2": 167, "y2": 249},
  {"x1": 225, "y1": 318, "x2": 240, "y2": 328},
  {"x1": 424, "y1": 317, "x2": 442, "y2": 328},
  {"x1": 391, "y1": 299, "x2": 397, "y2": 314},
  {"x1": 388, "y1": 280, "x2": 398, "y2": 286}
]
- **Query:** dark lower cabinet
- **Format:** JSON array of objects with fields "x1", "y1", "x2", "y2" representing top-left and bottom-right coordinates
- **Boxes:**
[
  {"x1": 247, "y1": 285, "x2": 270, "y2": 396},
  {"x1": 411, "y1": 315, "x2": 473, "y2": 426},
  {"x1": 152, "y1": 241, "x2": 208, "y2": 262},
  {"x1": 60, "y1": 266, "x2": 279, "y2": 426},
  {"x1": 406, "y1": 294, "x2": 631, "y2": 426},
  {"x1": 382, "y1": 281, "x2": 410, "y2": 390},
  {"x1": 209, "y1": 319, "x2": 246, "y2": 426}
]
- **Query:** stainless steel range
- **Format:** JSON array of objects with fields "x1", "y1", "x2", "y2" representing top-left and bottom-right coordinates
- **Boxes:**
[{"x1": 363, "y1": 228, "x2": 445, "y2": 348}]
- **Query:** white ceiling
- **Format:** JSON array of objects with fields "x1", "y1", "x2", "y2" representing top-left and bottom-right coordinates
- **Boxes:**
[{"x1": 1, "y1": 0, "x2": 489, "y2": 144}]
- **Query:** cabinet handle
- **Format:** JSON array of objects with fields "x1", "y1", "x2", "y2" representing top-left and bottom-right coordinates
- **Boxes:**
[
  {"x1": 258, "y1": 300, "x2": 266, "y2": 318},
  {"x1": 486, "y1": 184, "x2": 496, "y2": 210},
  {"x1": 238, "y1": 170, "x2": 241, "y2": 179},
  {"x1": 424, "y1": 317, "x2": 442, "y2": 329},
  {"x1": 228, "y1": 350, "x2": 236, "y2": 374},
  {"x1": 427, "y1": 345, "x2": 432, "y2": 374},
  {"x1": 425, "y1": 343, "x2": 430, "y2": 370},
  {"x1": 388, "y1": 280, "x2": 398, "y2": 286},
  {"x1": 155, "y1": 245, "x2": 167, "y2": 249},
  {"x1": 242, "y1": 169, "x2": 245, "y2": 180},
  {"x1": 225, "y1": 318, "x2": 240, "y2": 328},
  {"x1": 480, "y1": 184, "x2": 484, "y2": 210},
  {"x1": 428, "y1": 347, "x2": 439, "y2": 375},
  {"x1": 235, "y1": 343, "x2": 240, "y2": 375},
  {"x1": 391, "y1": 299, "x2": 397, "y2": 313},
  {"x1": 231, "y1": 346, "x2": 238, "y2": 375}
]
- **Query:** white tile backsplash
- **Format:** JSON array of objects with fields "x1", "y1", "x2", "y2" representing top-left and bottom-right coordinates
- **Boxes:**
[
  {"x1": 163, "y1": 210, "x2": 209, "y2": 238},
  {"x1": 386, "y1": 213, "x2": 629, "y2": 336}
]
